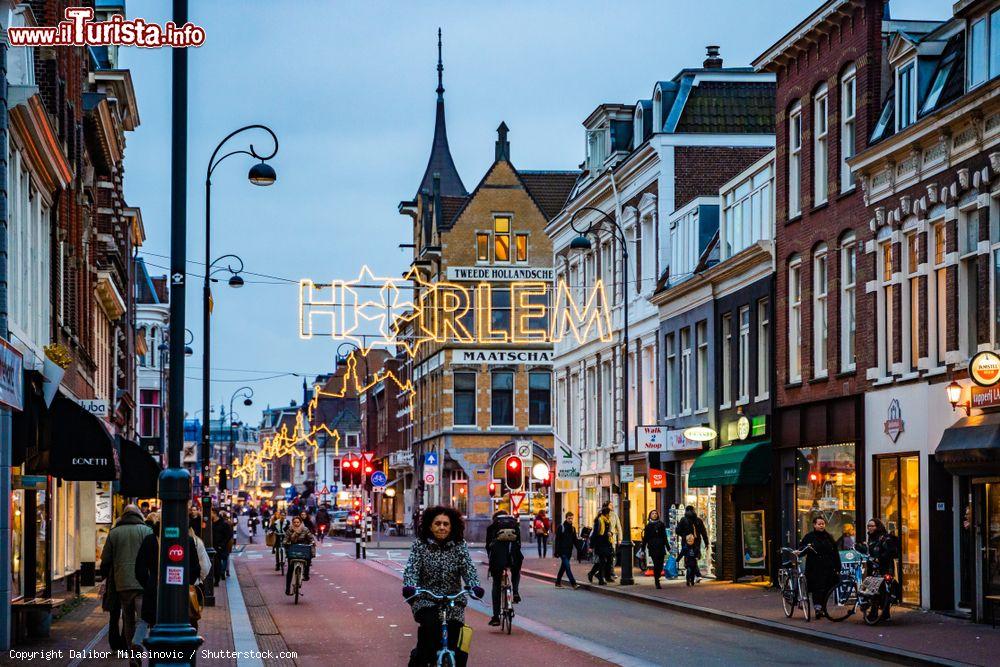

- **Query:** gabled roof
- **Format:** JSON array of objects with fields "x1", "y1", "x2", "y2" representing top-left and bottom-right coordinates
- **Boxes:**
[
  {"x1": 673, "y1": 81, "x2": 776, "y2": 134},
  {"x1": 518, "y1": 171, "x2": 580, "y2": 220},
  {"x1": 437, "y1": 195, "x2": 469, "y2": 230}
]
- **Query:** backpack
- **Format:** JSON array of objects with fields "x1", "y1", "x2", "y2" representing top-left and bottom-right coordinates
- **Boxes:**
[
  {"x1": 533, "y1": 518, "x2": 546, "y2": 535},
  {"x1": 494, "y1": 515, "x2": 519, "y2": 542}
]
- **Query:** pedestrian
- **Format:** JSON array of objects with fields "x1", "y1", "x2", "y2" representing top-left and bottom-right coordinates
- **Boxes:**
[
  {"x1": 532, "y1": 510, "x2": 551, "y2": 558},
  {"x1": 675, "y1": 505, "x2": 709, "y2": 583},
  {"x1": 188, "y1": 505, "x2": 214, "y2": 589},
  {"x1": 601, "y1": 501, "x2": 621, "y2": 581},
  {"x1": 485, "y1": 510, "x2": 523, "y2": 626},
  {"x1": 860, "y1": 518, "x2": 900, "y2": 620},
  {"x1": 681, "y1": 534, "x2": 701, "y2": 586},
  {"x1": 283, "y1": 515, "x2": 316, "y2": 596},
  {"x1": 247, "y1": 507, "x2": 260, "y2": 543},
  {"x1": 99, "y1": 504, "x2": 152, "y2": 664},
  {"x1": 641, "y1": 509, "x2": 668, "y2": 589},
  {"x1": 800, "y1": 516, "x2": 841, "y2": 618},
  {"x1": 134, "y1": 513, "x2": 200, "y2": 640},
  {"x1": 587, "y1": 506, "x2": 613, "y2": 585},
  {"x1": 553, "y1": 512, "x2": 580, "y2": 589},
  {"x1": 212, "y1": 509, "x2": 233, "y2": 580},
  {"x1": 402, "y1": 506, "x2": 483, "y2": 667},
  {"x1": 836, "y1": 522, "x2": 856, "y2": 551}
]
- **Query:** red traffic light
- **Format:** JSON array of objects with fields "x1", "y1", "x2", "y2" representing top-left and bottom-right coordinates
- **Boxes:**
[
  {"x1": 505, "y1": 456, "x2": 523, "y2": 490},
  {"x1": 542, "y1": 470, "x2": 552, "y2": 487},
  {"x1": 507, "y1": 457, "x2": 521, "y2": 471},
  {"x1": 351, "y1": 458, "x2": 360, "y2": 470},
  {"x1": 341, "y1": 458, "x2": 351, "y2": 469},
  {"x1": 352, "y1": 498, "x2": 361, "y2": 509},
  {"x1": 364, "y1": 464, "x2": 373, "y2": 475},
  {"x1": 808, "y1": 472, "x2": 820, "y2": 482},
  {"x1": 488, "y1": 482, "x2": 497, "y2": 497}
]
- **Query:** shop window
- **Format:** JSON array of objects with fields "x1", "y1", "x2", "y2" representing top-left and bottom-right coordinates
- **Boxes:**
[
  {"x1": 453, "y1": 372, "x2": 476, "y2": 426},
  {"x1": 876, "y1": 455, "x2": 921, "y2": 605},
  {"x1": 491, "y1": 372, "x2": 514, "y2": 426},
  {"x1": 476, "y1": 233, "x2": 490, "y2": 262},
  {"x1": 515, "y1": 233, "x2": 528, "y2": 263},
  {"x1": 451, "y1": 479, "x2": 468, "y2": 516},
  {"x1": 528, "y1": 371, "x2": 551, "y2": 426},
  {"x1": 494, "y1": 216, "x2": 511, "y2": 262},
  {"x1": 795, "y1": 443, "x2": 856, "y2": 544}
]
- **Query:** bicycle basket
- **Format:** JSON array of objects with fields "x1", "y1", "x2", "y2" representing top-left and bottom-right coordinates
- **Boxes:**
[{"x1": 286, "y1": 544, "x2": 313, "y2": 561}]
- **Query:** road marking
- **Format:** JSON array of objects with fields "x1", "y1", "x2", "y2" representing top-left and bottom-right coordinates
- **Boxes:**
[
  {"x1": 66, "y1": 623, "x2": 108, "y2": 667},
  {"x1": 377, "y1": 615, "x2": 384, "y2": 619},
  {"x1": 389, "y1": 624, "x2": 398, "y2": 628},
  {"x1": 366, "y1": 608, "x2": 373, "y2": 611},
  {"x1": 403, "y1": 633, "x2": 412, "y2": 637},
  {"x1": 226, "y1": 568, "x2": 265, "y2": 667}
]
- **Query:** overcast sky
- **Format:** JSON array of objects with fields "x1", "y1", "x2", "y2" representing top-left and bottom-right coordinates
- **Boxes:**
[{"x1": 119, "y1": 0, "x2": 950, "y2": 420}]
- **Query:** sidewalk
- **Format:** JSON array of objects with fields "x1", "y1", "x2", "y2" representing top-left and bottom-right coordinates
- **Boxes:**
[
  {"x1": 1, "y1": 581, "x2": 237, "y2": 667},
  {"x1": 512, "y1": 552, "x2": 995, "y2": 667}
]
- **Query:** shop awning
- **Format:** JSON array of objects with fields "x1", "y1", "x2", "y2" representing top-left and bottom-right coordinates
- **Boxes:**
[
  {"x1": 935, "y1": 413, "x2": 1000, "y2": 473},
  {"x1": 117, "y1": 437, "x2": 161, "y2": 498},
  {"x1": 688, "y1": 441, "x2": 771, "y2": 487},
  {"x1": 49, "y1": 393, "x2": 118, "y2": 481}
]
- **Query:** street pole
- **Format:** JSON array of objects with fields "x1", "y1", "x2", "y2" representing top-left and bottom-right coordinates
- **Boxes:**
[
  {"x1": 145, "y1": 0, "x2": 203, "y2": 660},
  {"x1": 200, "y1": 169, "x2": 216, "y2": 607},
  {"x1": 0, "y1": 27, "x2": 12, "y2": 650}
]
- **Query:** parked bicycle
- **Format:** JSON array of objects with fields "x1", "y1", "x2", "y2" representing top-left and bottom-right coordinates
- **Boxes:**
[
  {"x1": 778, "y1": 545, "x2": 815, "y2": 621},
  {"x1": 856, "y1": 558, "x2": 899, "y2": 625},
  {"x1": 822, "y1": 548, "x2": 867, "y2": 622},
  {"x1": 499, "y1": 567, "x2": 515, "y2": 634},
  {"x1": 286, "y1": 543, "x2": 313, "y2": 604},
  {"x1": 405, "y1": 587, "x2": 482, "y2": 666}
]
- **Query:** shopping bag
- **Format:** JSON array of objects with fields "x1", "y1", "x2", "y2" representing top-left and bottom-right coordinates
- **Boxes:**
[
  {"x1": 664, "y1": 554, "x2": 679, "y2": 579},
  {"x1": 458, "y1": 624, "x2": 473, "y2": 653},
  {"x1": 265, "y1": 532, "x2": 276, "y2": 548}
]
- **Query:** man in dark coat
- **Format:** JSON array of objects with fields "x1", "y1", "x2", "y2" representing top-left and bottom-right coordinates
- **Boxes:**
[
  {"x1": 484, "y1": 510, "x2": 523, "y2": 625},
  {"x1": 800, "y1": 516, "x2": 841, "y2": 617},
  {"x1": 553, "y1": 512, "x2": 579, "y2": 588},
  {"x1": 134, "y1": 526, "x2": 201, "y2": 633},
  {"x1": 675, "y1": 505, "x2": 709, "y2": 581},
  {"x1": 641, "y1": 510, "x2": 668, "y2": 588}
]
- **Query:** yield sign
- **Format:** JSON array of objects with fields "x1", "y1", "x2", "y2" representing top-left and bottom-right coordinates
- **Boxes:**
[
  {"x1": 361, "y1": 451, "x2": 375, "y2": 463},
  {"x1": 509, "y1": 492, "x2": 526, "y2": 514}
]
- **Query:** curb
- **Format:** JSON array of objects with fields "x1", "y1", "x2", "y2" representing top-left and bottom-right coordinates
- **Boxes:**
[{"x1": 514, "y1": 565, "x2": 973, "y2": 667}]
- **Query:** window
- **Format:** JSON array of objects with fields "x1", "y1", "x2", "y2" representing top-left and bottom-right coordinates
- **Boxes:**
[
  {"x1": 476, "y1": 233, "x2": 490, "y2": 262},
  {"x1": 642, "y1": 347, "x2": 655, "y2": 423},
  {"x1": 601, "y1": 360, "x2": 613, "y2": 443},
  {"x1": 490, "y1": 372, "x2": 514, "y2": 426},
  {"x1": 515, "y1": 233, "x2": 528, "y2": 263},
  {"x1": 665, "y1": 334, "x2": 676, "y2": 417},
  {"x1": 696, "y1": 322, "x2": 708, "y2": 410},
  {"x1": 960, "y1": 211, "x2": 979, "y2": 357},
  {"x1": 570, "y1": 373, "x2": 580, "y2": 447},
  {"x1": 840, "y1": 234, "x2": 857, "y2": 372},
  {"x1": 738, "y1": 306, "x2": 751, "y2": 402},
  {"x1": 789, "y1": 256, "x2": 802, "y2": 382},
  {"x1": 586, "y1": 367, "x2": 597, "y2": 446},
  {"x1": 971, "y1": 17, "x2": 988, "y2": 87},
  {"x1": 813, "y1": 245, "x2": 828, "y2": 377},
  {"x1": 757, "y1": 299, "x2": 770, "y2": 399},
  {"x1": 453, "y1": 372, "x2": 476, "y2": 426},
  {"x1": 669, "y1": 206, "x2": 700, "y2": 285},
  {"x1": 587, "y1": 129, "x2": 607, "y2": 173},
  {"x1": 680, "y1": 328, "x2": 692, "y2": 414},
  {"x1": 788, "y1": 103, "x2": 802, "y2": 217},
  {"x1": 814, "y1": 85, "x2": 829, "y2": 205},
  {"x1": 721, "y1": 161, "x2": 773, "y2": 260},
  {"x1": 881, "y1": 241, "x2": 895, "y2": 374},
  {"x1": 494, "y1": 216, "x2": 511, "y2": 262},
  {"x1": 906, "y1": 233, "x2": 920, "y2": 371},
  {"x1": 721, "y1": 314, "x2": 733, "y2": 406},
  {"x1": 876, "y1": 455, "x2": 921, "y2": 604},
  {"x1": 491, "y1": 288, "x2": 510, "y2": 334},
  {"x1": 556, "y1": 377, "x2": 567, "y2": 445},
  {"x1": 529, "y1": 372, "x2": 551, "y2": 426},
  {"x1": 841, "y1": 66, "x2": 856, "y2": 192},
  {"x1": 933, "y1": 221, "x2": 947, "y2": 366},
  {"x1": 896, "y1": 61, "x2": 916, "y2": 131},
  {"x1": 139, "y1": 389, "x2": 161, "y2": 438}
]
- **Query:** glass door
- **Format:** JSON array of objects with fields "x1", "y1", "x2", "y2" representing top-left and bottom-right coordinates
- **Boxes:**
[
  {"x1": 986, "y1": 483, "x2": 1000, "y2": 598},
  {"x1": 876, "y1": 455, "x2": 921, "y2": 604}
]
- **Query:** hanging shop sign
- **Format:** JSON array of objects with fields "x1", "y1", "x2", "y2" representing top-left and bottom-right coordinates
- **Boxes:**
[
  {"x1": 620, "y1": 465, "x2": 635, "y2": 483},
  {"x1": 649, "y1": 468, "x2": 667, "y2": 489},
  {"x1": 883, "y1": 399, "x2": 904, "y2": 443},
  {"x1": 683, "y1": 426, "x2": 717, "y2": 443},
  {"x1": 740, "y1": 510, "x2": 766, "y2": 570},
  {"x1": 969, "y1": 350, "x2": 1000, "y2": 387},
  {"x1": 555, "y1": 442, "x2": 581, "y2": 480},
  {"x1": 452, "y1": 349, "x2": 553, "y2": 365},
  {"x1": 971, "y1": 384, "x2": 1000, "y2": 409},
  {"x1": 636, "y1": 426, "x2": 667, "y2": 452},
  {"x1": 0, "y1": 338, "x2": 23, "y2": 411},
  {"x1": 736, "y1": 416, "x2": 751, "y2": 441},
  {"x1": 664, "y1": 429, "x2": 703, "y2": 451}
]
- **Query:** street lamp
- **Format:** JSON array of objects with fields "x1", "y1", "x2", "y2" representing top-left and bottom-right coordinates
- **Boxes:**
[
  {"x1": 228, "y1": 386, "x2": 254, "y2": 495},
  {"x1": 946, "y1": 380, "x2": 971, "y2": 415},
  {"x1": 568, "y1": 205, "x2": 636, "y2": 586},
  {"x1": 201, "y1": 124, "x2": 279, "y2": 608}
]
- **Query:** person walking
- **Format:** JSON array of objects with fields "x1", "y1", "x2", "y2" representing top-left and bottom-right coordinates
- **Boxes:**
[
  {"x1": 402, "y1": 506, "x2": 483, "y2": 667},
  {"x1": 587, "y1": 506, "x2": 613, "y2": 585},
  {"x1": 485, "y1": 510, "x2": 523, "y2": 626},
  {"x1": 212, "y1": 509, "x2": 233, "y2": 580},
  {"x1": 641, "y1": 510, "x2": 668, "y2": 589},
  {"x1": 99, "y1": 504, "x2": 152, "y2": 663},
  {"x1": 680, "y1": 534, "x2": 701, "y2": 586},
  {"x1": 602, "y1": 501, "x2": 622, "y2": 581},
  {"x1": 532, "y1": 510, "x2": 551, "y2": 558},
  {"x1": 675, "y1": 505, "x2": 710, "y2": 582},
  {"x1": 800, "y1": 516, "x2": 841, "y2": 618},
  {"x1": 553, "y1": 512, "x2": 580, "y2": 589},
  {"x1": 283, "y1": 515, "x2": 316, "y2": 596},
  {"x1": 134, "y1": 514, "x2": 201, "y2": 639}
]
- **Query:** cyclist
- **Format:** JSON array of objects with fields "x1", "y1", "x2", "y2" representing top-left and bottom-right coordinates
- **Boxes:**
[
  {"x1": 315, "y1": 504, "x2": 331, "y2": 542},
  {"x1": 485, "y1": 509, "x2": 523, "y2": 627},
  {"x1": 860, "y1": 517, "x2": 900, "y2": 620},
  {"x1": 283, "y1": 515, "x2": 315, "y2": 596},
  {"x1": 269, "y1": 510, "x2": 288, "y2": 571},
  {"x1": 402, "y1": 505, "x2": 483, "y2": 667},
  {"x1": 799, "y1": 516, "x2": 841, "y2": 618}
]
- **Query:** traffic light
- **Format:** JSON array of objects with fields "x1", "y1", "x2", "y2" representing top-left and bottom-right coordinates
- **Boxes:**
[
  {"x1": 352, "y1": 497, "x2": 361, "y2": 510},
  {"x1": 341, "y1": 457, "x2": 352, "y2": 486},
  {"x1": 350, "y1": 456, "x2": 361, "y2": 486},
  {"x1": 505, "y1": 456, "x2": 523, "y2": 490},
  {"x1": 542, "y1": 468, "x2": 552, "y2": 488},
  {"x1": 363, "y1": 460, "x2": 374, "y2": 490},
  {"x1": 488, "y1": 481, "x2": 497, "y2": 498}
]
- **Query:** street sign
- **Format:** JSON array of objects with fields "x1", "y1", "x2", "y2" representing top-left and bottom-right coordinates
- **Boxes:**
[
  {"x1": 515, "y1": 440, "x2": 532, "y2": 458},
  {"x1": 164, "y1": 526, "x2": 180, "y2": 538},
  {"x1": 362, "y1": 451, "x2": 375, "y2": 463},
  {"x1": 424, "y1": 452, "x2": 439, "y2": 466},
  {"x1": 371, "y1": 471, "x2": 387, "y2": 487},
  {"x1": 165, "y1": 566, "x2": 184, "y2": 585},
  {"x1": 509, "y1": 491, "x2": 526, "y2": 514},
  {"x1": 620, "y1": 465, "x2": 635, "y2": 483},
  {"x1": 318, "y1": 485, "x2": 330, "y2": 496},
  {"x1": 424, "y1": 472, "x2": 437, "y2": 485}
]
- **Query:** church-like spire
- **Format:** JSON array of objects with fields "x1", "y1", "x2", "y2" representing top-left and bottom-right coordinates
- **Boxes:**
[{"x1": 417, "y1": 28, "x2": 467, "y2": 198}]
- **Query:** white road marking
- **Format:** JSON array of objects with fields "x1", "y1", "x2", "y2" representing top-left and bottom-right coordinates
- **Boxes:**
[
  {"x1": 389, "y1": 624, "x2": 398, "y2": 628},
  {"x1": 377, "y1": 615, "x2": 384, "y2": 619}
]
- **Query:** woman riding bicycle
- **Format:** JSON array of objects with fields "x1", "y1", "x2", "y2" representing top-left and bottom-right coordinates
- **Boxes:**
[
  {"x1": 402, "y1": 505, "x2": 483, "y2": 667},
  {"x1": 283, "y1": 515, "x2": 315, "y2": 596},
  {"x1": 269, "y1": 510, "x2": 288, "y2": 571}
]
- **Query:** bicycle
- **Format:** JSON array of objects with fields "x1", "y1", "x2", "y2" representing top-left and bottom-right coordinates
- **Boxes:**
[
  {"x1": 822, "y1": 548, "x2": 867, "y2": 622},
  {"x1": 405, "y1": 587, "x2": 482, "y2": 667},
  {"x1": 273, "y1": 534, "x2": 286, "y2": 575},
  {"x1": 286, "y1": 543, "x2": 313, "y2": 605},
  {"x1": 499, "y1": 568, "x2": 515, "y2": 635},
  {"x1": 778, "y1": 545, "x2": 815, "y2": 621}
]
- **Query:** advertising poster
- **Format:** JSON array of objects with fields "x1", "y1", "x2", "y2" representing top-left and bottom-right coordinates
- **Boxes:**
[{"x1": 740, "y1": 510, "x2": 766, "y2": 570}]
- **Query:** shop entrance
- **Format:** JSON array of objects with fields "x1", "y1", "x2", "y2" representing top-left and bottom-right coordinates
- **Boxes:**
[
  {"x1": 984, "y1": 482, "x2": 1000, "y2": 601},
  {"x1": 875, "y1": 454, "x2": 921, "y2": 605}
]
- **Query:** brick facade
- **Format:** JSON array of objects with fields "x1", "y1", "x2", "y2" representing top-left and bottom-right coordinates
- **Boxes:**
[{"x1": 673, "y1": 146, "x2": 772, "y2": 210}]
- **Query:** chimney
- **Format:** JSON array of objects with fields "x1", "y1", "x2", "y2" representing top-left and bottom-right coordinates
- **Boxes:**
[
  {"x1": 703, "y1": 45, "x2": 723, "y2": 69},
  {"x1": 495, "y1": 122, "x2": 510, "y2": 162}
]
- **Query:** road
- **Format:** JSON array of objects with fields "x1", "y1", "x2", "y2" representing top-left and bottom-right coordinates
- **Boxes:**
[{"x1": 235, "y1": 539, "x2": 893, "y2": 666}]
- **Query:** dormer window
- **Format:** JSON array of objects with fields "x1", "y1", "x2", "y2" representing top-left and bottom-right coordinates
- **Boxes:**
[
  {"x1": 895, "y1": 60, "x2": 916, "y2": 131},
  {"x1": 968, "y1": 9, "x2": 1000, "y2": 88},
  {"x1": 653, "y1": 89, "x2": 662, "y2": 132},
  {"x1": 633, "y1": 106, "x2": 643, "y2": 149},
  {"x1": 586, "y1": 129, "x2": 607, "y2": 173}
]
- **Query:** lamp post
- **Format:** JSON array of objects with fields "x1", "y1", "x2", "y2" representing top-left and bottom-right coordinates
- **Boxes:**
[
  {"x1": 568, "y1": 205, "x2": 635, "y2": 586},
  {"x1": 201, "y1": 124, "x2": 278, "y2": 607},
  {"x1": 228, "y1": 386, "x2": 254, "y2": 496},
  {"x1": 337, "y1": 342, "x2": 376, "y2": 556},
  {"x1": 146, "y1": 0, "x2": 203, "y2": 659}
]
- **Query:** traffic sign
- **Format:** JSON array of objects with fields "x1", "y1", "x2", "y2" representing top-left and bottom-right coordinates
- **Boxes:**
[
  {"x1": 318, "y1": 485, "x2": 330, "y2": 496},
  {"x1": 424, "y1": 452, "x2": 438, "y2": 466},
  {"x1": 362, "y1": 451, "x2": 375, "y2": 463},
  {"x1": 424, "y1": 472, "x2": 437, "y2": 485},
  {"x1": 371, "y1": 471, "x2": 387, "y2": 487},
  {"x1": 509, "y1": 491, "x2": 526, "y2": 514}
]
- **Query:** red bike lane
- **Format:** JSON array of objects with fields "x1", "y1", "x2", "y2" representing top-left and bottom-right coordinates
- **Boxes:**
[{"x1": 240, "y1": 544, "x2": 610, "y2": 666}]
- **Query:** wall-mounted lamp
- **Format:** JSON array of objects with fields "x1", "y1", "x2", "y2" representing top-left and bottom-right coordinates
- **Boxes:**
[{"x1": 946, "y1": 380, "x2": 971, "y2": 416}]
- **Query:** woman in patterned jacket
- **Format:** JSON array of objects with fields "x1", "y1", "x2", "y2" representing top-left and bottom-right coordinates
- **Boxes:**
[{"x1": 402, "y1": 505, "x2": 484, "y2": 666}]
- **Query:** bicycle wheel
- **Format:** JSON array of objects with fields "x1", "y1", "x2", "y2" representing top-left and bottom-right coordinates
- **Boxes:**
[
  {"x1": 505, "y1": 609, "x2": 513, "y2": 635},
  {"x1": 280, "y1": 554, "x2": 285, "y2": 576},
  {"x1": 293, "y1": 564, "x2": 302, "y2": 605},
  {"x1": 778, "y1": 571, "x2": 795, "y2": 618},
  {"x1": 797, "y1": 574, "x2": 812, "y2": 621},
  {"x1": 438, "y1": 651, "x2": 455, "y2": 667},
  {"x1": 863, "y1": 596, "x2": 883, "y2": 625},
  {"x1": 823, "y1": 580, "x2": 856, "y2": 622}
]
